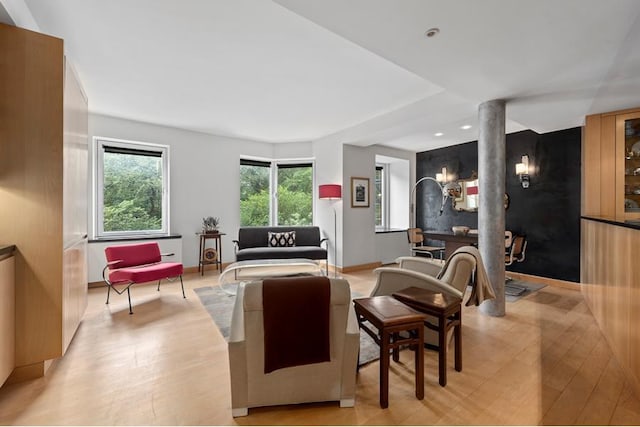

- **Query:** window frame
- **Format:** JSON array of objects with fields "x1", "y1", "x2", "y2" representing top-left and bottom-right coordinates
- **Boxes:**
[
  {"x1": 95, "y1": 136, "x2": 170, "y2": 238},
  {"x1": 375, "y1": 163, "x2": 390, "y2": 230},
  {"x1": 239, "y1": 157, "x2": 315, "y2": 226}
]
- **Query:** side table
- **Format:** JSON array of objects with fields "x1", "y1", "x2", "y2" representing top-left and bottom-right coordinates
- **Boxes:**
[
  {"x1": 197, "y1": 232, "x2": 225, "y2": 275},
  {"x1": 392, "y1": 286, "x2": 462, "y2": 387},
  {"x1": 353, "y1": 296, "x2": 426, "y2": 408}
]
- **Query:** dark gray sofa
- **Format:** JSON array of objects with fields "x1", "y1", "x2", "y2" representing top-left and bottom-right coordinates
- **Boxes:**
[{"x1": 233, "y1": 226, "x2": 328, "y2": 272}]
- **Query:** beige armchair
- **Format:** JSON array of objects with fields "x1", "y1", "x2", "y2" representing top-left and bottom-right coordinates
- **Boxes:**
[
  {"x1": 228, "y1": 277, "x2": 360, "y2": 417},
  {"x1": 371, "y1": 249, "x2": 477, "y2": 346}
]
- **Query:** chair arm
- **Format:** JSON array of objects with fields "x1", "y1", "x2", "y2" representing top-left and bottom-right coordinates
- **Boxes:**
[
  {"x1": 370, "y1": 267, "x2": 464, "y2": 299},
  {"x1": 229, "y1": 282, "x2": 247, "y2": 343},
  {"x1": 102, "y1": 260, "x2": 122, "y2": 284},
  {"x1": 161, "y1": 252, "x2": 175, "y2": 257},
  {"x1": 232, "y1": 239, "x2": 240, "y2": 254},
  {"x1": 320, "y1": 237, "x2": 328, "y2": 248},
  {"x1": 346, "y1": 304, "x2": 359, "y2": 335}
]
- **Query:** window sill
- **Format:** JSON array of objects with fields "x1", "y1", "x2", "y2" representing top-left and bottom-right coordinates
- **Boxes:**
[
  {"x1": 89, "y1": 234, "x2": 182, "y2": 243},
  {"x1": 375, "y1": 227, "x2": 407, "y2": 234}
]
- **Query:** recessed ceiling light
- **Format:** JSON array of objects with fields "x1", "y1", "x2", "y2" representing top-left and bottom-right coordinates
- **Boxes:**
[
  {"x1": 425, "y1": 28, "x2": 440, "y2": 38},
  {"x1": 460, "y1": 125, "x2": 472, "y2": 130},
  {"x1": 434, "y1": 132, "x2": 444, "y2": 137}
]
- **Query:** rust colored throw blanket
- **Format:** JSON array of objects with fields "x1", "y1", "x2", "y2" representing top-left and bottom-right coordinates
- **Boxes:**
[{"x1": 262, "y1": 276, "x2": 331, "y2": 374}]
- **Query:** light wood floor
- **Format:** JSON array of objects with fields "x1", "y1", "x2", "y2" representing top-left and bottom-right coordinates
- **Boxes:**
[{"x1": 0, "y1": 267, "x2": 639, "y2": 425}]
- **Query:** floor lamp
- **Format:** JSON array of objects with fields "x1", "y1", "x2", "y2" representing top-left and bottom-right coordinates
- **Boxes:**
[{"x1": 319, "y1": 184, "x2": 341, "y2": 278}]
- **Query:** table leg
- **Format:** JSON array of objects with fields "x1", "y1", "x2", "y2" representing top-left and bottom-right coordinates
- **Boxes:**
[
  {"x1": 438, "y1": 314, "x2": 447, "y2": 387},
  {"x1": 415, "y1": 325, "x2": 424, "y2": 400},
  {"x1": 455, "y1": 311, "x2": 462, "y2": 372},
  {"x1": 392, "y1": 332, "x2": 399, "y2": 362},
  {"x1": 218, "y1": 236, "x2": 222, "y2": 270},
  {"x1": 380, "y1": 329, "x2": 390, "y2": 408},
  {"x1": 198, "y1": 236, "x2": 203, "y2": 274}
]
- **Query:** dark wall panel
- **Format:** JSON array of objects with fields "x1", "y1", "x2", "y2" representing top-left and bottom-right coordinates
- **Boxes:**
[{"x1": 416, "y1": 127, "x2": 581, "y2": 282}]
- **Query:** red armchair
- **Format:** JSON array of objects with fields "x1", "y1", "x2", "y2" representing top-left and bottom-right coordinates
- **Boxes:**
[{"x1": 103, "y1": 242, "x2": 185, "y2": 314}]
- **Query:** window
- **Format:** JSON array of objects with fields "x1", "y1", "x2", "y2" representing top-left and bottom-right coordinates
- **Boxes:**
[
  {"x1": 240, "y1": 159, "x2": 313, "y2": 226},
  {"x1": 374, "y1": 155, "x2": 410, "y2": 231},
  {"x1": 239, "y1": 159, "x2": 271, "y2": 226},
  {"x1": 375, "y1": 164, "x2": 388, "y2": 229},
  {"x1": 96, "y1": 137, "x2": 169, "y2": 237}
]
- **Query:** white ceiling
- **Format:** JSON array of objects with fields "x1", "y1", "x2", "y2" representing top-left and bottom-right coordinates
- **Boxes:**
[{"x1": 19, "y1": 0, "x2": 640, "y2": 151}]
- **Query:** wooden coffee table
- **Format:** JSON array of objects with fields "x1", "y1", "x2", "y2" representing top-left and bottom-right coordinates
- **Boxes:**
[
  {"x1": 353, "y1": 296, "x2": 426, "y2": 408},
  {"x1": 392, "y1": 286, "x2": 462, "y2": 387}
]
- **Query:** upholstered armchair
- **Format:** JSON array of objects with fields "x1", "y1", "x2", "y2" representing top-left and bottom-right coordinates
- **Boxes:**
[
  {"x1": 370, "y1": 248, "x2": 478, "y2": 346},
  {"x1": 228, "y1": 277, "x2": 360, "y2": 417}
]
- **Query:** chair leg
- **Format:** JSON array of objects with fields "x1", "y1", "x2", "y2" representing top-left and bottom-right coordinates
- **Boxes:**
[
  {"x1": 106, "y1": 285, "x2": 111, "y2": 305},
  {"x1": 127, "y1": 287, "x2": 133, "y2": 315},
  {"x1": 179, "y1": 275, "x2": 186, "y2": 299},
  {"x1": 157, "y1": 280, "x2": 161, "y2": 291}
]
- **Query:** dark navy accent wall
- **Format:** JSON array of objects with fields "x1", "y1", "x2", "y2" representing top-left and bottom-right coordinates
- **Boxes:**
[{"x1": 416, "y1": 127, "x2": 581, "y2": 282}]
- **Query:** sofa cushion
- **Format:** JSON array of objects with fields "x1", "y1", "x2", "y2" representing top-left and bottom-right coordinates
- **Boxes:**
[
  {"x1": 236, "y1": 246, "x2": 327, "y2": 261},
  {"x1": 268, "y1": 231, "x2": 296, "y2": 247},
  {"x1": 109, "y1": 262, "x2": 183, "y2": 284}
]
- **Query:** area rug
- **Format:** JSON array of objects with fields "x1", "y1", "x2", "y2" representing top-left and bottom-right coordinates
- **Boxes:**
[
  {"x1": 193, "y1": 286, "x2": 380, "y2": 366},
  {"x1": 503, "y1": 279, "x2": 546, "y2": 302}
]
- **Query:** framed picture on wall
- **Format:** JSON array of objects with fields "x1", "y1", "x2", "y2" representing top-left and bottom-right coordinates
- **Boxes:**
[{"x1": 350, "y1": 177, "x2": 370, "y2": 208}]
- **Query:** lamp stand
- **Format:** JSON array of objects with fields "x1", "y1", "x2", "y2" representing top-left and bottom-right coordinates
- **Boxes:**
[{"x1": 332, "y1": 204, "x2": 338, "y2": 278}]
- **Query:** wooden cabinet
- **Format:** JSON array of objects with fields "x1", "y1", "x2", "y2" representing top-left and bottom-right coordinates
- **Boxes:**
[
  {"x1": 584, "y1": 107, "x2": 640, "y2": 219},
  {"x1": 0, "y1": 23, "x2": 88, "y2": 381},
  {"x1": 0, "y1": 255, "x2": 15, "y2": 386}
]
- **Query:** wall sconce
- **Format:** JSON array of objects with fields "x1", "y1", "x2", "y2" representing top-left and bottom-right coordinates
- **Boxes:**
[
  {"x1": 515, "y1": 155, "x2": 530, "y2": 188},
  {"x1": 436, "y1": 167, "x2": 447, "y2": 183}
]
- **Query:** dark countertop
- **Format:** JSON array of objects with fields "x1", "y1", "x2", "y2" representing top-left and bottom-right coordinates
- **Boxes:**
[
  {"x1": 581, "y1": 215, "x2": 640, "y2": 230},
  {"x1": 89, "y1": 234, "x2": 182, "y2": 243},
  {"x1": 0, "y1": 244, "x2": 16, "y2": 257}
]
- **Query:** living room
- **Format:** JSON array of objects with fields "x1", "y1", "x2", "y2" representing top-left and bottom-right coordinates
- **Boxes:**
[{"x1": 1, "y1": 0, "x2": 640, "y2": 425}]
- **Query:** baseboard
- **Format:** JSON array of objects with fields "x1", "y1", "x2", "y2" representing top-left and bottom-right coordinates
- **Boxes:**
[
  {"x1": 5, "y1": 359, "x2": 57, "y2": 384},
  {"x1": 341, "y1": 261, "x2": 382, "y2": 273},
  {"x1": 183, "y1": 263, "x2": 229, "y2": 275},
  {"x1": 507, "y1": 271, "x2": 581, "y2": 290}
]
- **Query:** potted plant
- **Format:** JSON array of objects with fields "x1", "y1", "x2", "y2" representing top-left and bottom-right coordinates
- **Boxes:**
[{"x1": 202, "y1": 216, "x2": 220, "y2": 234}]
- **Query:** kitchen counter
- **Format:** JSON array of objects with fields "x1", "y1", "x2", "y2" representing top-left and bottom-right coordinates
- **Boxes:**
[{"x1": 581, "y1": 215, "x2": 640, "y2": 230}]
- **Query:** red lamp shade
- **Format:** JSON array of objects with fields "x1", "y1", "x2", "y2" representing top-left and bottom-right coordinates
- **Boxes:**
[{"x1": 319, "y1": 184, "x2": 342, "y2": 199}]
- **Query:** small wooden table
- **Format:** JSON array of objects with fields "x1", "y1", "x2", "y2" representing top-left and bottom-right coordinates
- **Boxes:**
[
  {"x1": 353, "y1": 296, "x2": 426, "y2": 408},
  {"x1": 392, "y1": 287, "x2": 462, "y2": 387},
  {"x1": 197, "y1": 232, "x2": 225, "y2": 275}
]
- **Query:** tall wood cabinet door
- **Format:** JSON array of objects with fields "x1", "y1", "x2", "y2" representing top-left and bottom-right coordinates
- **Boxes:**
[
  {"x1": 62, "y1": 59, "x2": 88, "y2": 354},
  {"x1": 63, "y1": 240, "x2": 87, "y2": 353},
  {"x1": 0, "y1": 256, "x2": 15, "y2": 386},
  {"x1": 615, "y1": 110, "x2": 640, "y2": 220},
  {"x1": 63, "y1": 59, "x2": 89, "y2": 248}
]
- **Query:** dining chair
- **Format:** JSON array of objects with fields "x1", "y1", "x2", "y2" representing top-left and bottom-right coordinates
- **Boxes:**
[{"x1": 407, "y1": 227, "x2": 445, "y2": 259}]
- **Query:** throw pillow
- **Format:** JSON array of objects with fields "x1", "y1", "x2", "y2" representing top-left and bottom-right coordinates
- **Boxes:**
[{"x1": 268, "y1": 231, "x2": 296, "y2": 247}]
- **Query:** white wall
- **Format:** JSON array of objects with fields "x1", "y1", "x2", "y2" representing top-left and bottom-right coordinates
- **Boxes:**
[
  {"x1": 312, "y1": 138, "x2": 344, "y2": 268},
  {"x1": 88, "y1": 114, "x2": 311, "y2": 270},
  {"x1": 87, "y1": 114, "x2": 416, "y2": 273},
  {"x1": 342, "y1": 144, "x2": 414, "y2": 268},
  {"x1": 375, "y1": 232, "x2": 410, "y2": 264}
]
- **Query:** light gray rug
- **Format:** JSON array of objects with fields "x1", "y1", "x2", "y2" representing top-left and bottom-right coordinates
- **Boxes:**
[
  {"x1": 503, "y1": 279, "x2": 546, "y2": 302},
  {"x1": 193, "y1": 286, "x2": 379, "y2": 366},
  {"x1": 464, "y1": 278, "x2": 546, "y2": 303}
]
